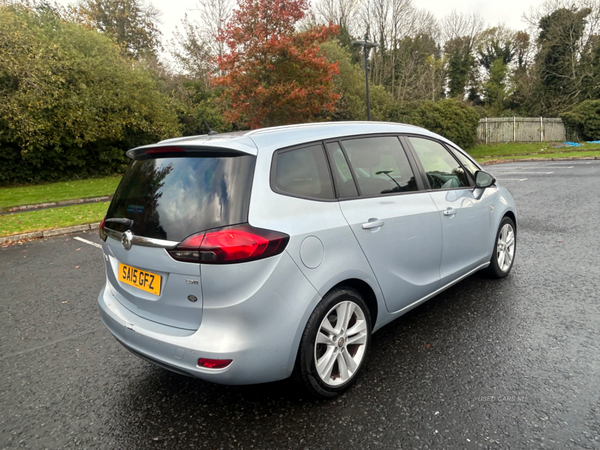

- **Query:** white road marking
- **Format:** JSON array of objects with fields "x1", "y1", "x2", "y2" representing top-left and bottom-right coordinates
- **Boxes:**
[
  {"x1": 497, "y1": 178, "x2": 528, "y2": 182},
  {"x1": 492, "y1": 171, "x2": 554, "y2": 175},
  {"x1": 495, "y1": 165, "x2": 574, "y2": 170},
  {"x1": 536, "y1": 166, "x2": 573, "y2": 169},
  {"x1": 74, "y1": 236, "x2": 103, "y2": 249}
]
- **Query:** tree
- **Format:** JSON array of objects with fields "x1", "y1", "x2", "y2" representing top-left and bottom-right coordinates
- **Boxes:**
[
  {"x1": 445, "y1": 36, "x2": 474, "y2": 98},
  {"x1": 352, "y1": 0, "x2": 438, "y2": 96},
  {"x1": 0, "y1": 3, "x2": 179, "y2": 183},
  {"x1": 392, "y1": 33, "x2": 443, "y2": 104},
  {"x1": 440, "y1": 10, "x2": 484, "y2": 44},
  {"x1": 536, "y1": 7, "x2": 591, "y2": 114},
  {"x1": 184, "y1": 0, "x2": 233, "y2": 66},
  {"x1": 213, "y1": 0, "x2": 340, "y2": 128},
  {"x1": 441, "y1": 11, "x2": 484, "y2": 99},
  {"x1": 170, "y1": 14, "x2": 215, "y2": 87},
  {"x1": 524, "y1": 0, "x2": 600, "y2": 115},
  {"x1": 320, "y1": 40, "x2": 392, "y2": 120},
  {"x1": 580, "y1": 35, "x2": 600, "y2": 100},
  {"x1": 315, "y1": 0, "x2": 360, "y2": 36},
  {"x1": 476, "y1": 27, "x2": 515, "y2": 113},
  {"x1": 481, "y1": 59, "x2": 509, "y2": 115},
  {"x1": 76, "y1": 0, "x2": 162, "y2": 59},
  {"x1": 477, "y1": 27, "x2": 514, "y2": 71}
]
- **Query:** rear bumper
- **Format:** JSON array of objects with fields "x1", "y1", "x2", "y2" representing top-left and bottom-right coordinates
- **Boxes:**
[{"x1": 98, "y1": 251, "x2": 322, "y2": 385}]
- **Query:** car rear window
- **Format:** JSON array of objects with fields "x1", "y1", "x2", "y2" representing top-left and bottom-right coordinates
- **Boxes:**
[{"x1": 105, "y1": 153, "x2": 255, "y2": 242}]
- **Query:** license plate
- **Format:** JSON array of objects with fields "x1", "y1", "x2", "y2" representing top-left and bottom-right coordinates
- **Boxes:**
[{"x1": 118, "y1": 263, "x2": 161, "y2": 296}]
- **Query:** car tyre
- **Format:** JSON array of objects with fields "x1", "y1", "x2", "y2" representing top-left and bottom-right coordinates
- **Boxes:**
[
  {"x1": 294, "y1": 288, "x2": 371, "y2": 398},
  {"x1": 487, "y1": 216, "x2": 516, "y2": 278}
]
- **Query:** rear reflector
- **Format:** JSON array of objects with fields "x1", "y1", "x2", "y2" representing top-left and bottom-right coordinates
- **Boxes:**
[
  {"x1": 198, "y1": 358, "x2": 232, "y2": 369},
  {"x1": 168, "y1": 224, "x2": 289, "y2": 264}
]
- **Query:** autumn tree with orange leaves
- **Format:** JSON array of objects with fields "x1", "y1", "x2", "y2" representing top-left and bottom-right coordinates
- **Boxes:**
[{"x1": 213, "y1": 0, "x2": 340, "y2": 128}]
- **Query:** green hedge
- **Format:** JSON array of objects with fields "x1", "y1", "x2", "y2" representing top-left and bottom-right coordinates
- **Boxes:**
[
  {"x1": 0, "y1": 5, "x2": 180, "y2": 185},
  {"x1": 560, "y1": 100, "x2": 600, "y2": 141},
  {"x1": 390, "y1": 99, "x2": 480, "y2": 149}
]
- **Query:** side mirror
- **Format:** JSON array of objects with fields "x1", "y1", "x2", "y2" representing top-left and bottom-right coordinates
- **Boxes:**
[{"x1": 474, "y1": 170, "x2": 495, "y2": 189}]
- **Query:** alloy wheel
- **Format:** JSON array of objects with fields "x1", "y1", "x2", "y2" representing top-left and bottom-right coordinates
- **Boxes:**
[
  {"x1": 314, "y1": 301, "x2": 368, "y2": 386},
  {"x1": 496, "y1": 223, "x2": 515, "y2": 273}
]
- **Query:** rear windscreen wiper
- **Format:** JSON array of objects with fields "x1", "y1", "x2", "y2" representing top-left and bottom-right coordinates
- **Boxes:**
[{"x1": 105, "y1": 218, "x2": 134, "y2": 228}]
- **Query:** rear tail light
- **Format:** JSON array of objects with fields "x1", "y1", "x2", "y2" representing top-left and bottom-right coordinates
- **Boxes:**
[
  {"x1": 99, "y1": 217, "x2": 107, "y2": 241},
  {"x1": 168, "y1": 224, "x2": 289, "y2": 264},
  {"x1": 198, "y1": 358, "x2": 232, "y2": 369}
]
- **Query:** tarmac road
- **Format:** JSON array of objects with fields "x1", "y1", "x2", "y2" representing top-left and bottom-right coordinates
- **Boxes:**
[{"x1": 1, "y1": 160, "x2": 599, "y2": 449}]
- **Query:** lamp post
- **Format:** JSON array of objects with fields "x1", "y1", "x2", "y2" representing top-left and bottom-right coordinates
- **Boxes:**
[{"x1": 351, "y1": 38, "x2": 379, "y2": 121}]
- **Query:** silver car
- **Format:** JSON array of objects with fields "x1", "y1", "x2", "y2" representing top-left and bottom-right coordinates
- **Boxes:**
[{"x1": 98, "y1": 122, "x2": 517, "y2": 398}]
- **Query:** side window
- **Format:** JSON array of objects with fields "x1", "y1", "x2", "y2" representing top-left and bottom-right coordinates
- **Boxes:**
[
  {"x1": 273, "y1": 144, "x2": 334, "y2": 200},
  {"x1": 341, "y1": 136, "x2": 418, "y2": 197},
  {"x1": 325, "y1": 142, "x2": 358, "y2": 198},
  {"x1": 408, "y1": 137, "x2": 470, "y2": 190},
  {"x1": 449, "y1": 146, "x2": 480, "y2": 178}
]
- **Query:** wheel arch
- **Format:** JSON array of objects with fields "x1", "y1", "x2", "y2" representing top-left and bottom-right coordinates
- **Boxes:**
[
  {"x1": 328, "y1": 278, "x2": 379, "y2": 330},
  {"x1": 503, "y1": 210, "x2": 517, "y2": 232}
]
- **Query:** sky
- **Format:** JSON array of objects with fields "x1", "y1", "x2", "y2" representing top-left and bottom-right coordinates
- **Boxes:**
[
  {"x1": 56, "y1": 0, "x2": 548, "y2": 50},
  {"x1": 414, "y1": 0, "x2": 542, "y2": 31},
  {"x1": 149, "y1": 0, "x2": 547, "y2": 42}
]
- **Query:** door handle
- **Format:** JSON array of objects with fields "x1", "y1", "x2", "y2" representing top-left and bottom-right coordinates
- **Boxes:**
[
  {"x1": 362, "y1": 219, "x2": 384, "y2": 229},
  {"x1": 443, "y1": 208, "x2": 457, "y2": 216}
]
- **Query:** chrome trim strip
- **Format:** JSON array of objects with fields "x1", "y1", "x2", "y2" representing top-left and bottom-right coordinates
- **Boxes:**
[
  {"x1": 104, "y1": 228, "x2": 121, "y2": 241},
  {"x1": 392, "y1": 262, "x2": 490, "y2": 317},
  {"x1": 104, "y1": 227, "x2": 179, "y2": 249}
]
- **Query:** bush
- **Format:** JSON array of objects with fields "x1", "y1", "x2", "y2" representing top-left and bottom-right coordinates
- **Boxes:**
[
  {"x1": 560, "y1": 100, "x2": 600, "y2": 141},
  {"x1": 390, "y1": 99, "x2": 480, "y2": 149},
  {"x1": 0, "y1": 4, "x2": 180, "y2": 185}
]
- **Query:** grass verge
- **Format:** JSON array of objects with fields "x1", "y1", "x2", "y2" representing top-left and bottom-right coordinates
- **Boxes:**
[
  {"x1": 0, "y1": 202, "x2": 109, "y2": 237},
  {"x1": 475, "y1": 150, "x2": 600, "y2": 163},
  {"x1": 0, "y1": 176, "x2": 121, "y2": 210},
  {"x1": 468, "y1": 141, "x2": 600, "y2": 160}
]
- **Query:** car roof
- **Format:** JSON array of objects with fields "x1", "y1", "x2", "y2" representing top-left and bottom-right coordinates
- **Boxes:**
[{"x1": 132, "y1": 121, "x2": 455, "y2": 156}]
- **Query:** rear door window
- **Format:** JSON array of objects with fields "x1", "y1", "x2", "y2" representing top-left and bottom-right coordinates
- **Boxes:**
[
  {"x1": 105, "y1": 153, "x2": 255, "y2": 242},
  {"x1": 272, "y1": 144, "x2": 334, "y2": 200},
  {"x1": 340, "y1": 136, "x2": 418, "y2": 197}
]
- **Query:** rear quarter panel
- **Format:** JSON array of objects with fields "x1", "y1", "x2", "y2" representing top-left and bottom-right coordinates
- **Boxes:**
[{"x1": 247, "y1": 145, "x2": 387, "y2": 333}]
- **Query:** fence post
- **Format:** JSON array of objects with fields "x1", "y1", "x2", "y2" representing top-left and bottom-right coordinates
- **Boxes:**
[
  {"x1": 540, "y1": 117, "x2": 543, "y2": 142},
  {"x1": 513, "y1": 116, "x2": 516, "y2": 142},
  {"x1": 485, "y1": 117, "x2": 488, "y2": 145}
]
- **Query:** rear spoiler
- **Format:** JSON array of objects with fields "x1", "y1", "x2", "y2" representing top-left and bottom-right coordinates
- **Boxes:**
[{"x1": 126, "y1": 146, "x2": 252, "y2": 160}]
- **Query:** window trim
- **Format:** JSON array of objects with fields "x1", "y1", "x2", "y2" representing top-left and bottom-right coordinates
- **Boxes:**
[
  {"x1": 268, "y1": 133, "x2": 480, "y2": 202},
  {"x1": 270, "y1": 142, "x2": 337, "y2": 203},
  {"x1": 323, "y1": 141, "x2": 360, "y2": 198}
]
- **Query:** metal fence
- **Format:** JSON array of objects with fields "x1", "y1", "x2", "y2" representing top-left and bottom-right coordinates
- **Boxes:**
[{"x1": 478, "y1": 117, "x2": 567, "y2": 144}]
